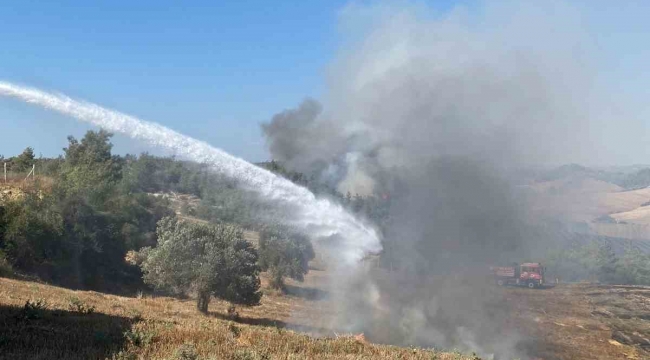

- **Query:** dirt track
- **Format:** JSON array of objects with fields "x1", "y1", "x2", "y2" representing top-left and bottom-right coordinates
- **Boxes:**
[{"x1": 505, "y1": 283, "x2": 650, "y2": 359}]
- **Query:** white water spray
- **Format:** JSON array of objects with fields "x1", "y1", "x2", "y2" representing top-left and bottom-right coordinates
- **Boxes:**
[{"x1": 0, "y1": 81, "x2": 381, "y2": 265}]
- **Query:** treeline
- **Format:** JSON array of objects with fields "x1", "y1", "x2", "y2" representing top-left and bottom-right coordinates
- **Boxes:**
[
  {"x1": 0, "y1": 131, "x2": 315, "y2": 298},
  {"x1": 0, "y1": 131, "x2": 173, "y2": 292},
  {"x1": 545, "y1": 239, "x2": 650, "y2": 285},
  {"x1": 4, "y1": 131, "x2": 649, "y2": 298}
]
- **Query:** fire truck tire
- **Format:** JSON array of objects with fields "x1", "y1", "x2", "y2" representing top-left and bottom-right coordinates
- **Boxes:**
[
  {"x1": 497, "y1": 279, "x2": 504, "y2": 286},
  {"x1": 527, "y1": 282, "x2": 535, "y2": 289}
]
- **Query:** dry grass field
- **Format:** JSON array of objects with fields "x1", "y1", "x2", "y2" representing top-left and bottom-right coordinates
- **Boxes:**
[
  {"x1": 504, "y1": 284, "x2": 650, "y2": 360},
  {"x1": 3, "y1": 268, "x2": 650, "y2": 360},
  {"x1": 0, "y1": 272, "x2": 477, "y2": 360}
]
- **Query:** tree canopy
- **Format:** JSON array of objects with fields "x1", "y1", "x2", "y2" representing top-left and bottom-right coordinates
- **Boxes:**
[
  {"x1": 13, "y1": 147, "x2": 35, "y2": 172},
  {"x1": 258, "y1": 226, "x2": 315, "y2": 289},
  {"x1": 139, "y1": 217, "x2": 261, "y2": 312}
]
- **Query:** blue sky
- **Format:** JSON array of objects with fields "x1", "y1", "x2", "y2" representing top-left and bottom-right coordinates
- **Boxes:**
[{"x1": 0, "y1": 1, "x2": 648, "y2": 164}]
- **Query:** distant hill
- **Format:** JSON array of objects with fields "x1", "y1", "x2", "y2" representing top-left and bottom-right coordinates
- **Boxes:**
[
  {"x1": 532, "y1": 163, "x2": 650, "y2": 190},
  {"x1": 524, "y1": 164, "x2": 650, "y2": 241}
]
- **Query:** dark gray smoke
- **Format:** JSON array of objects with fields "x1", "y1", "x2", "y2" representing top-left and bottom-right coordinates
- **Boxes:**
[{"x1": 262, "y1": 1, "x2": 600, "y2": 358}]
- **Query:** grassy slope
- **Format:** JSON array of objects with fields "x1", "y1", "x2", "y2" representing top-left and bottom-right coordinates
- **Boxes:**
[
  {"x1": 528, "y1": 176, "x2": 650, "y2": 239},
  {"x1": 0, "y1": 276, "x2": 474, "y2": 360}
]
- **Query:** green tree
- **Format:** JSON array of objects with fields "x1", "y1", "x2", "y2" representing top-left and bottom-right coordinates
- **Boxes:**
[
  {"x1": 139, "y1": 217, "x2": 261, "y2": 313},
  {"x1": 616, "y1": 244, "x2": 650, "y2": 285},
  {"x1": 13, "y1": 147, "x2": 35, "y2": 172},
  {"x1": 59, "y1": 130, "x2": 121, "y2": 205},
  {"x1": 594, "y1": 242, "x2": 620, "y2": 283},
  {"x1": 0, "y1": 194, "x2": 68, "y2": 282},
  {"x1": 258, "y1": 226, "x2": 315, "y2": 289}
]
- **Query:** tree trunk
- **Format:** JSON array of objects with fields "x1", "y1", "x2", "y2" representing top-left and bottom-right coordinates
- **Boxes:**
[
  {"x1": 270, "y1": 267, "x2": 284, "y2": 290},
  {"x1": 197, "y1": 290, "x2": 210, "y2": 313}
]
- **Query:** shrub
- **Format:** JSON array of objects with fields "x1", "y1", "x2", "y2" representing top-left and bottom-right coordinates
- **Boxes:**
[
  {"x1": 66, "y1": 296, "x2": 95, "y2": 314},
  {"x1": 173, "y1": 343, "x2": 199, "y2": 360},
  {"x1": 124, "y1": 328, "x2": 155, "y2": 347},
  {"x1": 258, "y1": 226, "x2": 315, "y2": 289},
  {"x1": 18, "y1": 299, "x2": 48, "y2": 320}
]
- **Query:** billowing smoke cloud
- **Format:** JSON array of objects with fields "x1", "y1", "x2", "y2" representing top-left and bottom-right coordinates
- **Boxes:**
[{"x1": 263, "y1": 1, "x2": 599, "y2": 358}]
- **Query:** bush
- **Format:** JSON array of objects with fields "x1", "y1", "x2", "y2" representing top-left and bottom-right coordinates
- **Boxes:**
[
  {"x1": 66, "y1": 296, "x2": 95, "y2": 314},
  {"x1": 124, "y1": 328, "x2": 155, "y2": 347},
  {"x1": 138, "y1": 217, "x2": 261, "y2": 313},
  {"x1": 18, "y1": 299, "x2": 48, "y2": 320},
  {"x1": 173, "y1": 343, "x2": 199, "y2": 360},
  {"x1": 258, "y1": 226, "x2": 315, "y2": 289}
]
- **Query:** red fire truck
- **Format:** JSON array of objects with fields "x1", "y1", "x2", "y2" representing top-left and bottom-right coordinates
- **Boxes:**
[{"x1": 490, "y1": 262, "x2": 546, "y2": 288}]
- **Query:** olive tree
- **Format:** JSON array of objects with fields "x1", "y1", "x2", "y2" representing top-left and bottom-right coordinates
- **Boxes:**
[
  {"x1": 258, "y1": 226, "x2": 315, "y2": 289},
  {"x1": 139, "y1": 217, "x2": 261, "y2": 313}
]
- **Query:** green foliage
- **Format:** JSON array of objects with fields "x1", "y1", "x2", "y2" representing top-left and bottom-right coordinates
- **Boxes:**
[
  {"x1": 124, "y1": 328, "x2": 156, "y2": 347},
  {"x1": 0, "y1": 194, "x2": 67, "y2": 281},
  {"x1": 35, "y1": 155, "x2": 64, "y2": 176},
  {"x1": 0, "y1": 250, "x2": 12, "y2": 277},
  {"x1": 0, "y1": 131, "x2": 371, "y2": 295},
  {"x1": 0, "y1": 207, "x2": 10, "y2": 278},
  {"x1": 258, "y1": 226, "x2": 315, "y2": 289},
  {"x1": 13, "y1": 147, "x2": 35, "y2": 172},
  {"x1": 614, "y1": 244, "x2": 650, "y2": 285},
  {"x1": 59, "y1": 130, "x2": 122, "y2": 205},
  {"x1": 0, "y1": 131, "x2": 172, "y2": 292},
  {"x1": 139, "y1": 217, "x2": 262, "y2": 312},
  {"x1": 67, "y1": 296, "x2": 96, "y2": 314},
  {"x1": 545, "y1": 240, "x2": 650, "y2": 285},
  {"x1": 172, "y1": 343, "x2": 199, "y2": 360}
]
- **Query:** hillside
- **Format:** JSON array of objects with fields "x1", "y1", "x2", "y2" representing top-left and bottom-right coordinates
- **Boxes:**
[
  {"x1": 3, "y1": 271, "x2": 650, "y2": 360},
  {"x1": 526, "y1": 171, "x2": 650, "y2": 240},
  {"x1": 0, "y1": 274, "x2": 475, "y2": 360}
]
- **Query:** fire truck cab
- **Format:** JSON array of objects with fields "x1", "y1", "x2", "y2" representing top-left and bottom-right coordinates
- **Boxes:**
[{"x1": 519, "y1": 263, "x2": 545, "y2": 288}]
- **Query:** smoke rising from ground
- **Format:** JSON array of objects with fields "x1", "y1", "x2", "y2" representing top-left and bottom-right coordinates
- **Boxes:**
[{"x1": 263, "y1": 1, "x2": 601, "y2": 358}]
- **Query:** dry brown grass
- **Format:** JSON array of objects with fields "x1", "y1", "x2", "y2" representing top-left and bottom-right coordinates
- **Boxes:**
[
  {"x1": 506, "y1": 284, "x2": 649, "y2": 360},
  {"x1": 0, "y1": 176, "x2": 54, "y2": 204},
  {"x1": 0, "y1": 275, "x2": 473, "y2": 360}
]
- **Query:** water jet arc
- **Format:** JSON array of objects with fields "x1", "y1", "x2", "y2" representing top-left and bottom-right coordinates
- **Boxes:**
[{"x1": 0, "y1": 81, "x2": 381, "y2": 265}]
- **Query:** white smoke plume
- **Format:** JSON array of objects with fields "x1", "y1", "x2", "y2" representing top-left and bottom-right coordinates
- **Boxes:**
[{"x1": 262, "y1": 1, "x2": 605, "y2": 358}]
